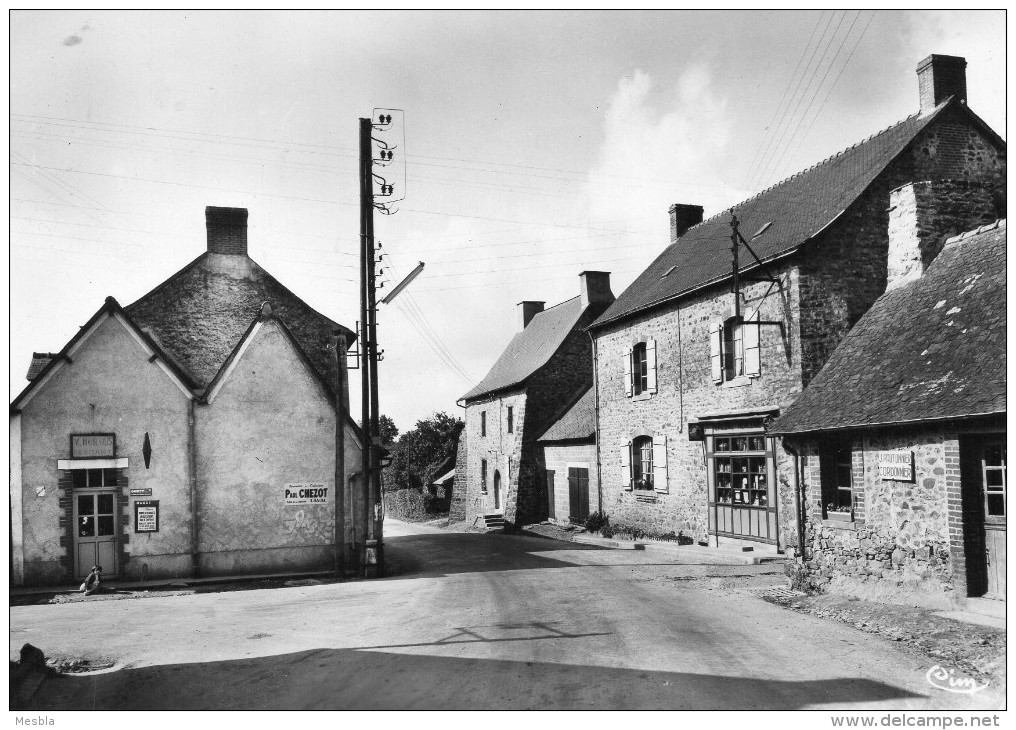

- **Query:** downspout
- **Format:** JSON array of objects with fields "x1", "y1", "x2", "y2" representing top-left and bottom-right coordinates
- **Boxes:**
[
  {"x1": 782, "y1": 438, "x2": 806, "y2": 560},
  {"x1": 588, "y1": 330, "x2": 603, "y2": 515},
  {"x1": 188, "y1": 399, "x2": 201, "y2": 577}
]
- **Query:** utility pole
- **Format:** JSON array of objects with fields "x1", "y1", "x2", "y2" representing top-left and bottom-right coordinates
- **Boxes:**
[
  {"x1": 730, "y1": 211, "x2": 741, "y2": 322},
  {"x1": 333, "y1": 332, "x2": 347, "y2": 581}
]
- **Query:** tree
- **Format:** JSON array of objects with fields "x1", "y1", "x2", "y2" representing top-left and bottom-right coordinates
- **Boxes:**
[
  {"x1": 378, "y1": 415, "x2": 399, "y2": 446},
  {"x1": 382, "y1": 411, "x2": 463, "y2": 494}
]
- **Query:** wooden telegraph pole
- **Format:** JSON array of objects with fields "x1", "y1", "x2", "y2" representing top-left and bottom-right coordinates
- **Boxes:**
[{"x1": 333, "y1": 332, "x2": 347, "y2": 580}]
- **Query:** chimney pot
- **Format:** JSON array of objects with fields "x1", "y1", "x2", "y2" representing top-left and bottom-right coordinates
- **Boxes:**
[
  {"x1": 206, "y1": 206, "x2": 248, "y2": 256},
  {"x1": 669, "y1": 203, "x2": 704, "y2": 243},
  {"x1": 917, "y1": 54, "x2": 967, "y2": 113},
  {"x1": 517, "y1": 301, "x2": 545, "y2": 330},
  {"x1": 578, "y1": 271, "x2": 614, "y2": 310}
]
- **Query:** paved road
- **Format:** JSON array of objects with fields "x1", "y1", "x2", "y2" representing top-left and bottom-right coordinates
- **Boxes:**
[{"x1": 10, "y1": 520, "x2": 1004, "y2": 710}]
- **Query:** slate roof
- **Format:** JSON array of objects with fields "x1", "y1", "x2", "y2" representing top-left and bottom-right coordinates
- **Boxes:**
[
  {"x1": 591, "y1": 100, "x2": 957, "y2": 329},
  {"x1": 769, "y1": 220, "x2": 1006, "y2": 434},
  {"x1": 462, "y1": 297, "x2": 585, "y2": 401},
  {"x1": 26, "y1": 353, "x2": 60, "y2": 381},
  {"x1": 537, "y1": 386, "x2": 595, "y2": 442},
  {"x1": 126, "y1": 253, "x2": 354, "y2": 391}
]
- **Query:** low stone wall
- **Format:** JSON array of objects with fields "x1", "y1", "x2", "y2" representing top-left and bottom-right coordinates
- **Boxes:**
[{"x1": 383, "y1": 489, "x2": 428, "y2": 521}]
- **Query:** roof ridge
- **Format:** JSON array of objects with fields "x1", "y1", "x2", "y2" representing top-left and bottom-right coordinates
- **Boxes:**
[
  {"x1": 539, "y1": 294, "x2": 581, "y2": 313},
  {"x1": 943, "y1": 218, "x2": 1006, "y2": 249},
  {"x1": 693, "y1": 109, "x2": 925, "y2": 229}
]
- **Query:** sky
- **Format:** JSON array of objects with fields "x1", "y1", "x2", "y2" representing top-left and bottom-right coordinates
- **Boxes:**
[{"x1": 8, "y1": 10, "x2": 1007, "y2": 434}]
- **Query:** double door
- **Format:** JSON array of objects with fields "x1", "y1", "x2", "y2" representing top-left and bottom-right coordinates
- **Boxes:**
[{"x1": 73, "y1": 491, "x2": 117, "y2": 578}]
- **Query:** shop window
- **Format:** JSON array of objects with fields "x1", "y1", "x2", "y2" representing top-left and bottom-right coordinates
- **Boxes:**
[
  {"x1": 71, "y1": 468, "x2": 119, "y2": 489},
  {"x1": 620, "y1": 434, "x2": 669, "y2": 492},
  {"x1": 481, "y1": 459, "x2": 488, "y2": 494},
  {"x1": 625, "y1": 339, "x2": 658, "y2": 398},
  {"x1": 713, "y1": 435, "x2": 769, "y2": 507},
  {"x1": 507, "y1": 406, "x2": 513, "y2": 434},
  {"x1": 820, "y1": 440, "x2": 853, "y2": 518},
  {"x1": 710, "y1": 311, "x2": 760, "y2": 384}
]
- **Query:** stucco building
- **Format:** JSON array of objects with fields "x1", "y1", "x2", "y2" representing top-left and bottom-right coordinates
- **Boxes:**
[
  {"x1": 458, "y1": 272, "x2": 614, "y2": 527},
  {"x1": 537, "y1": 386, "x2": 598, "y2": 525},
  {"x1": 770, "y1": 218, "x2": 1005, "y2": 610},
  {"x1": 10, "y1": 206, "x2": 364, "y2": 586},
  {"x1": 587, "y1": 54, "x2": 1005, "y2": 555}
]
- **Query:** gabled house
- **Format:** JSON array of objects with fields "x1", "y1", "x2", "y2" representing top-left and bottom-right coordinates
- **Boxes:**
[
  {"x1": 10, "y1": 206, "x2": 364, "y2": 586},
  {"x1": 587, "y1": 54, "x2": 1005, "y2": 555},
  {"x1": 458, "y1": 272, "x2": 614, "y2": 527},
  {"x1": 770, "y1": 218, "x2": 1005, "y2": 610}
]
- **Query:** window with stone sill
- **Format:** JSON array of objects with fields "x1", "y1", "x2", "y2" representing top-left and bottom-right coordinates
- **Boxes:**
[
  {"x1": 624, "y1": 339, "x2": 658, "y2": 398},
  {"x1": 710, "y1": 311, "x2": 760, "y2": 384},
  {"x1": 820, "y1": 440, "x2": 853, "y2": 520}
]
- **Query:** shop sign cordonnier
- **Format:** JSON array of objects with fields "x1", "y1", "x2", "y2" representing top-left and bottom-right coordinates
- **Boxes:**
[{"x1": 878, "y1": 450, "x2": 914, "y2": 482}]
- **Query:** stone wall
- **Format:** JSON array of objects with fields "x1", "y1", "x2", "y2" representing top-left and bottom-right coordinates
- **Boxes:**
[
  {"x1": 594, "y1": 272, "x2": 804, "y2": 550},
  {"x1": 462, "y1": 389, "x2": 526, "y2": 526},
  {"x1": 797, "y1": 428, "x2": 959, "y2": 609},
  {"x1": 448, "y1": 434, "x2": 468, "y2": 522}
]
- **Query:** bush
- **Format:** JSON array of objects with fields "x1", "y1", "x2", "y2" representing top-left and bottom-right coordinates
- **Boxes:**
[
  {"x1": 600, "y1": 524, "x2": 614, "y2": 538},
  {"x1": 584, "y1": 511, "x2": 609, "y2": 534}
]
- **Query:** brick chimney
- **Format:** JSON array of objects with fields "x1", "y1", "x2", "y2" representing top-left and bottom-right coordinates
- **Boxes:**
[
  {"x1": 517, "y1": 301, "x2": 545, "y2": 330},
  {"x1": 886, "y1": 180, "x2": 996, "y2": 291},
  {"x1": 917, "y1": 55, "x2": 966, "y2": 113},
  {"x1": 206, "y1": 206, "x2": 248, "y2": 256},
  {"x1": 670, "y1": 203, "x2": 704, "y2": 243},
  {"x1": 579, "y1": 271, "x2": 614, "y2": 310}
]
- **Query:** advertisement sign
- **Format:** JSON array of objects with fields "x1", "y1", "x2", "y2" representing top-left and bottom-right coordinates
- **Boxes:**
[
  {"x1": 284, "y1": 483, "x2": 329, "y2": 505},
  {"x1": 878, "y1": 450, "x2": 915, "y2": 481},
  {"x1": 71, "y1": 433, "x2": 116, "y2": 459},
  {"x1": 129, "y1": 488, "x2": 153, "y2": 497},
  {"x1": 134, "y1": 500, "x2": 159, "y2": 532}
]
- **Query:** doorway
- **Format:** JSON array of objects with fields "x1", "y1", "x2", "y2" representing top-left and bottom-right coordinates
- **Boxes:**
[
  {"x1": 73, "y1": 491, "x2": 117, "y2": 578},
  {"x1": 493, "y1": 470, "x2": 501, "y2": 511},
  {"x1": 568, "y1": 467, "x2": 589, "y2": 524},
  {"x1": 961, "y1": 435, "x2": 1006, "y2": 600}
]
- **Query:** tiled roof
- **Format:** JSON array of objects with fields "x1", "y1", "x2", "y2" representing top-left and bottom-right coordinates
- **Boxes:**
[
  {"x1": 537, "y1": 386, "x2": 595, "y2": 442},
  {"x1": 126, "y1": 253, "x2": 354, "y2": 390},
  {"x1": 591, "y1": 102, "x2": 953, "y2": 329},
  {"x1": 462, "y1": 297, "x2": 586, "y2": 401},
  {"x1": 769, "y1": 220, "x2": 1006, "y2": 434},
  {"x1": 26, "y1": 352, "x2": 60, "y2": 381}
]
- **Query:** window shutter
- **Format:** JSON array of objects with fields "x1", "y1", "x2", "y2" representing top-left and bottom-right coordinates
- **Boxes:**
[
  {"x1": 652, "y1": 433, "x2": 668, "y2": 493},
  {"x1": 744, "y1": 309, "x2": 761, "y2": 377},
  {"x1": 709, "y1": 322, "x2": 723, "y2": 383},
  {"x1": 620, "y1": 442, "x2": 632, "y2": 490},
  {"x1": 624, "y1": 347, "x2": 633, "y2": 397},
  {"x1": 646, "y1": 338, "x2": 658, "y2": 394}
]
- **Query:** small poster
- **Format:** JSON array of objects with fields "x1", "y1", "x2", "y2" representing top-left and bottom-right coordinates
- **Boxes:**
[
  {"x1": 129, "y1": 488, "x2": 153, "y2": 497},
  {"x1": 135, "y1": 500, "x2": 160, "y2": 532},
  {"x1": 284, "y1": 483, "x2": 328, "y2": 505}
]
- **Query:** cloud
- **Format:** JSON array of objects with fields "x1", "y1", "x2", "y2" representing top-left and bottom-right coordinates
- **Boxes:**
[
  {"x1": 586, "y1": 66, "x2": 748, "y2": 239},
  {"x1": 63, "y1": 35, "x2": 82, "y2": 46}
]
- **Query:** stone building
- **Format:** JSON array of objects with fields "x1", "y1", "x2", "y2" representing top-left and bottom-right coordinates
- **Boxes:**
[
  {"x1": 10, "y1": 206, "x2": 364, "y2": 586},
  {"x1": 587, "y1": 54, "x2": 1005, "y2": 555},
  {"x1": 458, "y1": 272, "x2": 614, "y2": 527},
  {"x1": 770, "y1": 218, "x2": 1005, "y2": 610},
  {"x1": 537, "y1": 386, "x2": 598, "y2": 525}
]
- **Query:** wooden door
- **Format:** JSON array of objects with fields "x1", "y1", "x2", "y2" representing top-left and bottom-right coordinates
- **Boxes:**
[
  {"x1": 74, "y1": 491, "x2": 117, "y2": 578},
  {"x1": 981, "y1": 439, "x2": 1006, "y2": 600},
  {"x1": 568, "y1": 467, "x2": 589, "y2": 523}
]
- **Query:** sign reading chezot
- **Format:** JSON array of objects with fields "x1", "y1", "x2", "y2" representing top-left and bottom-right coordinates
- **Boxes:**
[
  {"x1": 284, "y1": 483, "x2": 329, "y2": 505},
  {"x1": 878, "y1": 450, "x2": 915, "y2": 482},
  {"x1": 71, "y1": 433, "x2": 116, "y2": 459}
]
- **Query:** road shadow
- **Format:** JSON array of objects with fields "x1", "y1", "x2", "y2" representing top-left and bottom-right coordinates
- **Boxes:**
[
  {"x1": 385, "y1": 530, "x2": 616, "y2": 578},
  {"x1": 26, "y1": 645, "x2": 926, "y2": 711}
]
